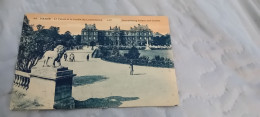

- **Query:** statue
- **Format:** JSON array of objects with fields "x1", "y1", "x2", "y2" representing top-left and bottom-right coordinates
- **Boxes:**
[{"x1": 42, "y1": 45, "x2": 66, "y2": 67}]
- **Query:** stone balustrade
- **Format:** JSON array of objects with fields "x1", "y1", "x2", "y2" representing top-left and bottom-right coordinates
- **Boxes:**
[
  {"x1": 13, "y1": 70, "x2": 31, "y2": 94},
  {"x1": 12, "y1": 66, "x2": 76, "y2": 110}
]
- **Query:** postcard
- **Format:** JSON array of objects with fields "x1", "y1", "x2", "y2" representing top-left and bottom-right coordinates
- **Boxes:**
[{"x1": 10, "y1": 14, "x2": 179, "y2": 110}]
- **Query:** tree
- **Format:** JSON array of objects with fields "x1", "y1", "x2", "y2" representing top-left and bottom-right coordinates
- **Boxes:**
[
  {"x1": 164, "y1": 34, "x2": 171, "y2": 46},
  {"x1": 60, "y1": 31, "x2": 74, "y2": 48},
  {"x1": 16, "y1": 15, "x2": 79, "y2": 72},
  {"x1": 36, "y1": 24, "x2": 44, "y2": 31},
  {"x1": 90, "y1": 41, "x2": 96, "y2": 50},
  {"x1": 124, "y1": 46, "x2": 140, "y2": 60},
  {"x1": 75, "y1": 35, "x2": 81, "y2": 45},
  {"x1": 16, "y1": 15, "x2": 61, "y2": 72},
  {"x1": 21, "y1": 15, "x2": 33, "y2": 36},
  {"x1": 16, "y1": 16, "x2": 35, "y2": 72},
  {"x1": 16, "y1": 16, "x2": 44, "y2": 72}
]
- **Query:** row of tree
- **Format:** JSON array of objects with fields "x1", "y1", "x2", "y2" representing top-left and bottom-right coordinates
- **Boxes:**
[{"x1": 16, "y1": 16, "x2": 80, "y2": 72}]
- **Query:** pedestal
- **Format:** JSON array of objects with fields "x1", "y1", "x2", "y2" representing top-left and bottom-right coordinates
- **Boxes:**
[
  {"x1": 145, "y1": 45, "x2": 151, "y2": 50},
  {"x1": 28, "y1": 66, "x2": 76, "y2": 109}
]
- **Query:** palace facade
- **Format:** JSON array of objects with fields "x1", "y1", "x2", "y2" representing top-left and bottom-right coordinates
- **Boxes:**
[{"x1": 81, "y1": 24, "x2": 153, "y2": 46}]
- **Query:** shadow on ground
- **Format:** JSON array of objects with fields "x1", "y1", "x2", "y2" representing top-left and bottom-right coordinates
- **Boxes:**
[
  {"x1": 133, "y1": 73, "x2": 146, "y2": 75},
  {"x1": 73, "y1": 75, "x2": 108, "y2": 87},
  {"x1": 74, "y1": 96, "x2": 139, "y2": 108}
]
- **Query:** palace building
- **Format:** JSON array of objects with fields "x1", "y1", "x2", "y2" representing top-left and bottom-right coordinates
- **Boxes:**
[{"x1": 81, "y1": 24, "x2": 153, "y2": 46}]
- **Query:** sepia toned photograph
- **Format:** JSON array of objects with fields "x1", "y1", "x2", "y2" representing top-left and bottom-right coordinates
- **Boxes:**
[{"x1": 10, "y1": 14, "x2": 179, "y2": 110}]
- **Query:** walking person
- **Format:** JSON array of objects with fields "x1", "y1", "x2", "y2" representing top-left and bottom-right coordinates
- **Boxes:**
[
  {"x1": 87, "y1": 54, "x2": 89, "y2": 61},
  {"x1": 129, "y1": 60, "x2": 134, "y2": 75},
  {"x1": 64, "y1": 52, "x2": 67, "y2": 61},
  {"x1": 69, "y1": 53, "x2": 75, "y2": 62},
  {"x1": 72, "y1": 53, "x2": 75, "y2": 62}
]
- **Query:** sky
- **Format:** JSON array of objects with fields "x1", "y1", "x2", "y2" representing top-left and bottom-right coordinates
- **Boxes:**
[{"x1": 26, "y1": 13, "x2": 171, "y2": 35}]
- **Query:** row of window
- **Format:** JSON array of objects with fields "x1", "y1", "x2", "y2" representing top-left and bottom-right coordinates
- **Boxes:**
[
  {"x1": 123, "y1": 32, "x2": 152, "y2": 36},
  {"x1": 82, "y1": 31, "x2": 152, "y2": 36},
  {"x1": 83, "y1": 32, "x2": 98, "y2": 35},
  {"x1": 83, "y1": 36, "x2": 151, "y2": 40},
  {"x1": 122, "y1": 37, "x2": 151, "y2": 40}
]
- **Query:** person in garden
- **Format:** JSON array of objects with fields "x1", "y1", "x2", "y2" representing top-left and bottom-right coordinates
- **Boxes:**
[
  {"x1": 64, "y1": 52, "x2": 67, "y2": 61},
  {"x1": 69, "y1": 53, "x2": 75, "y2": 62},
  {"x1": 87, "y1": 54, "x2": 89, "y2": 61},
  {"x1": 129, "y1": 60, "x2": 134, "y2": 75}
]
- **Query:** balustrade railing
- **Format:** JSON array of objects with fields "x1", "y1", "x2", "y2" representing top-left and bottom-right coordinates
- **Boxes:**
[{"x1": 13, "y1": 70, "x2": 30, "y2": 90}]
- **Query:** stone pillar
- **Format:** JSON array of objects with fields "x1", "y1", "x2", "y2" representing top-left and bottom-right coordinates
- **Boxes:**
[{"x1": 28, "y1": 66, "x2": 76, "y2": 109}]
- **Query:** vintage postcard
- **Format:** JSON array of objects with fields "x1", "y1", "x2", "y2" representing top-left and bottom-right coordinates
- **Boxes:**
[{"x1": 10, "y1": 14, "x2": 179, "y2": 110}]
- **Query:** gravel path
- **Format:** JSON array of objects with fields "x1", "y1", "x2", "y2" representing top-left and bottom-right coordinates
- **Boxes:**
[{"x1": 59, "y1": 48, "x2": 179, "y2": 107}]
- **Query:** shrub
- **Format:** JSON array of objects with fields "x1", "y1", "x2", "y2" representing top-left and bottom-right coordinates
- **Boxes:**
[
  {"x1": 124, "y1": 46, "x2": 140, "y2": 60},
  {"x1": 100, "y1": 46, "x2": 174, "y2": 68},
  {"x1": 99, "y1": 46, "x2": 111, "y2": 58}
]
